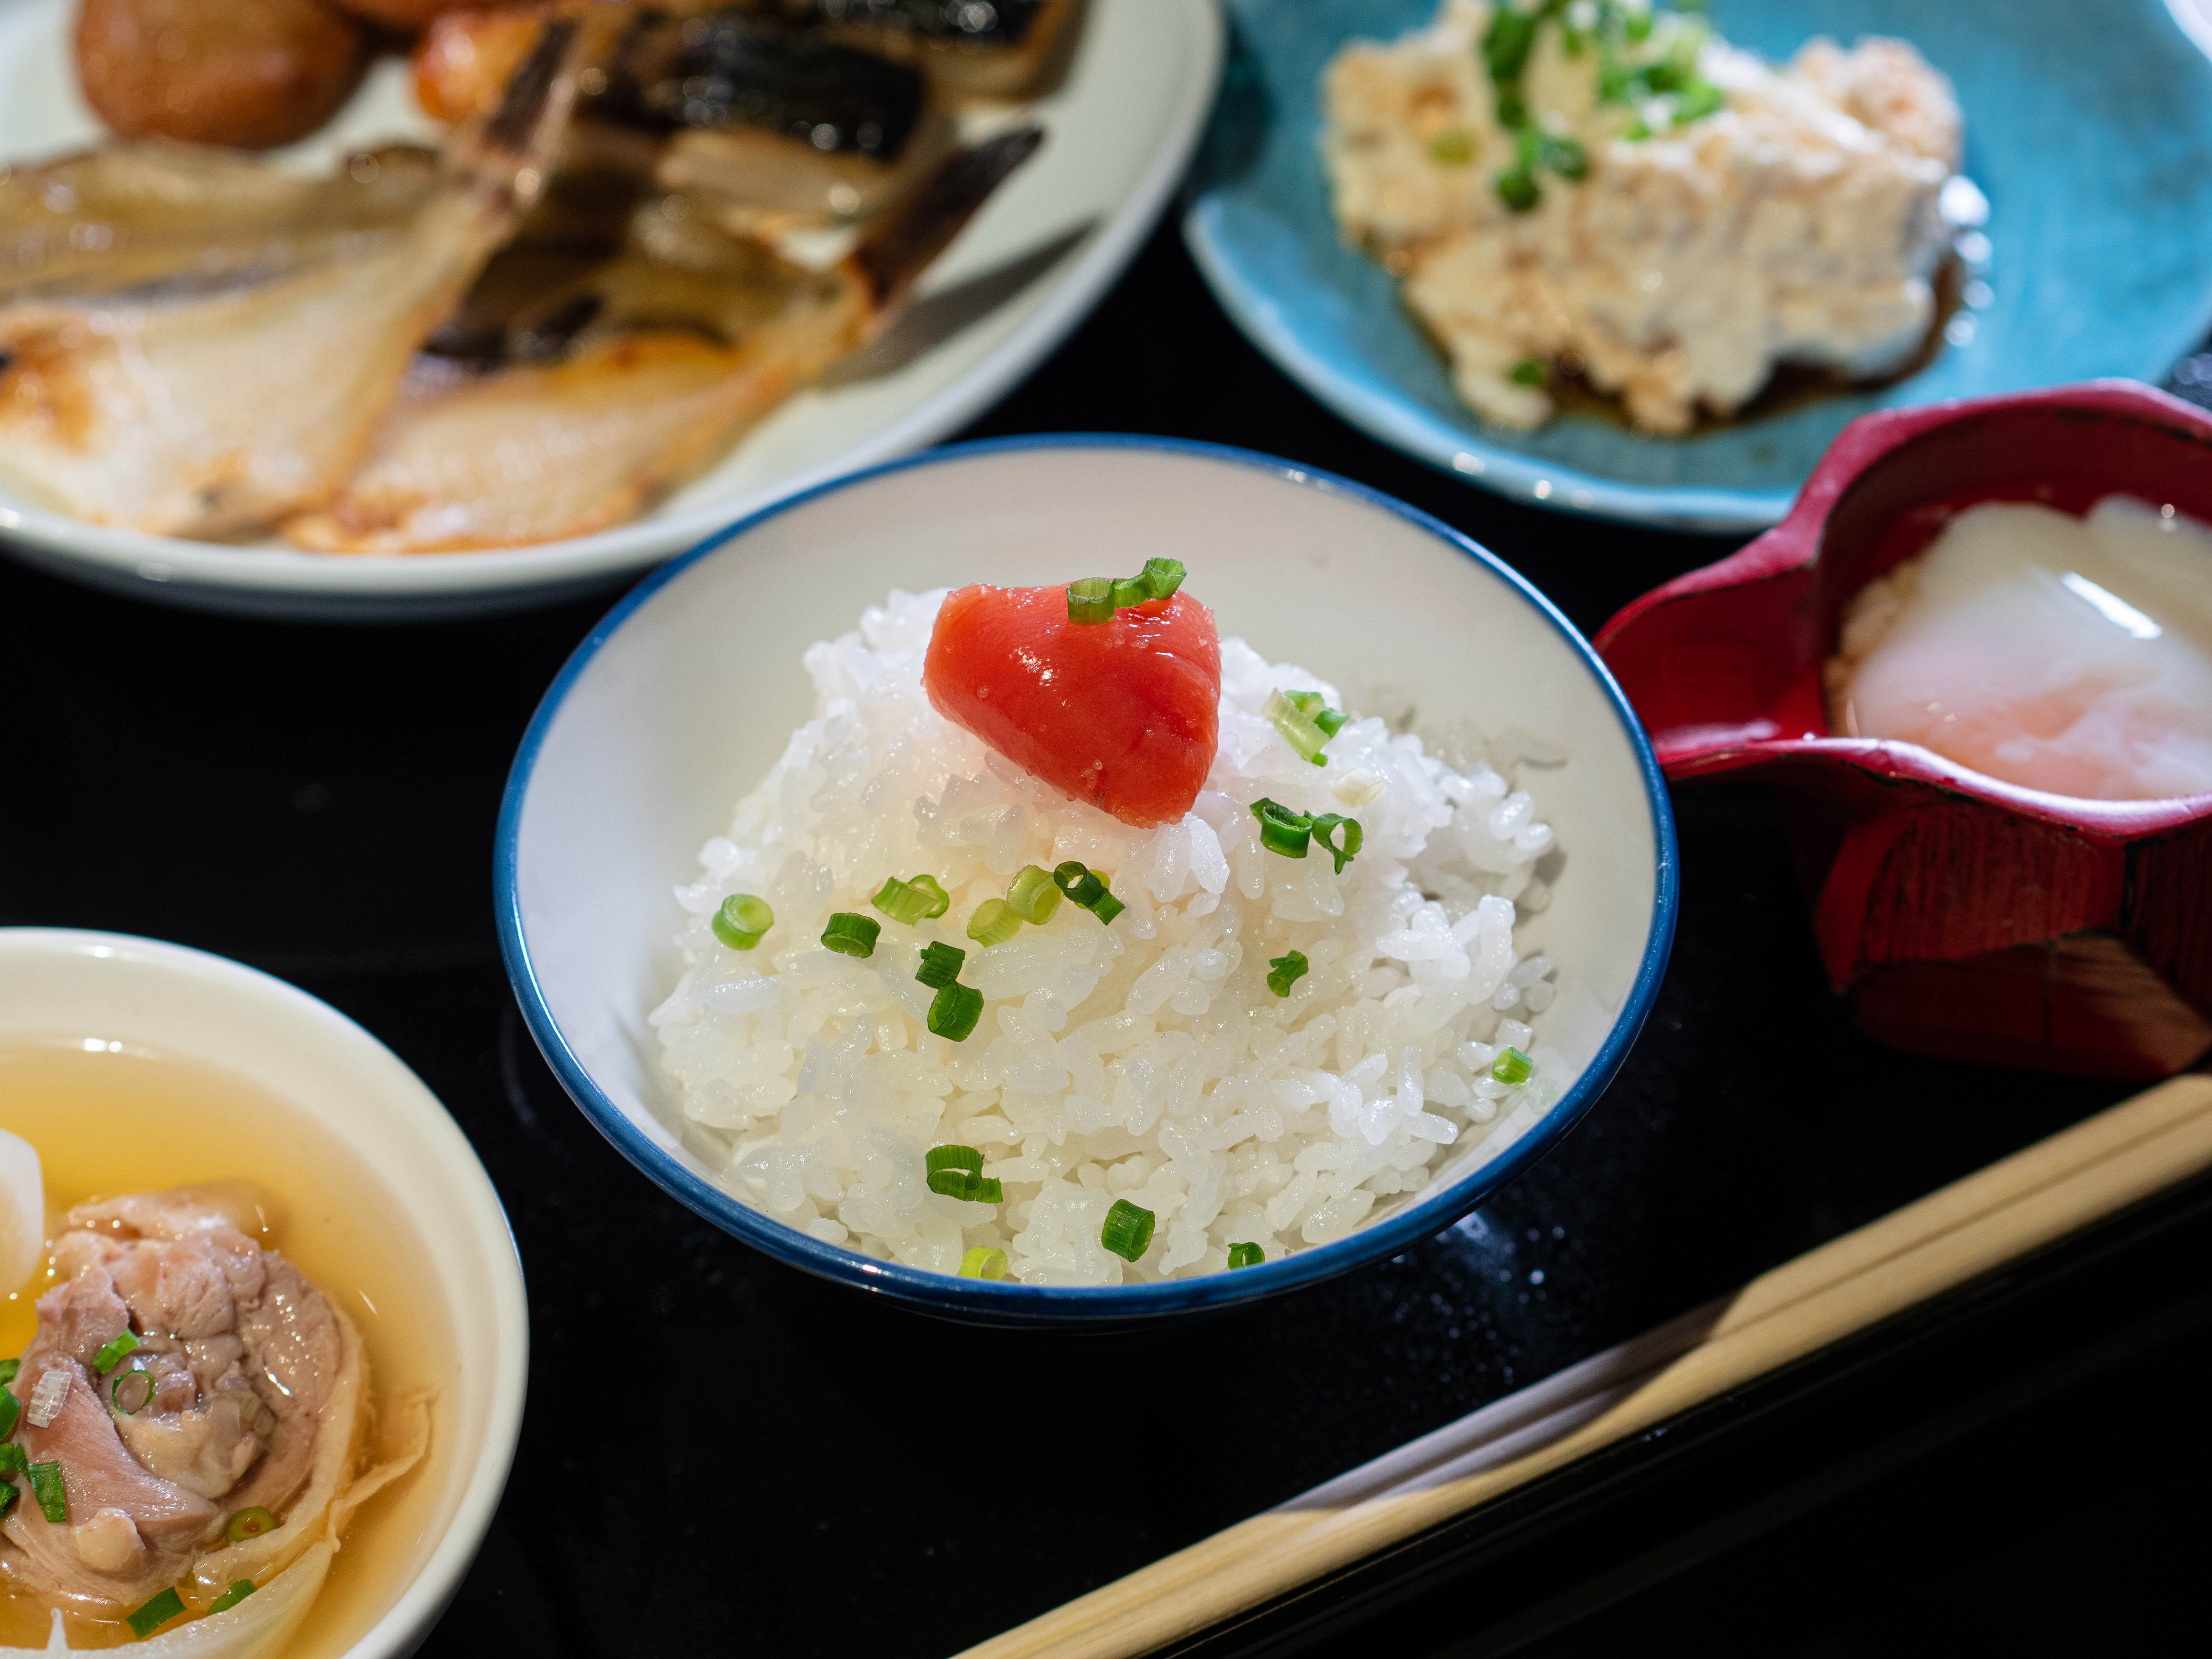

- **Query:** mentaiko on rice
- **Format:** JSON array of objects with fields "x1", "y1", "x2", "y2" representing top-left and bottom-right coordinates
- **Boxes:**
[{"x1": 649, "y1": 583, "x2": 1566, "y2": 1284}]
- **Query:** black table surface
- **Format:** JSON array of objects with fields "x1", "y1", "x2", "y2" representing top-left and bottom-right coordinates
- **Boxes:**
[{"x1": 4, "y1": 211, "x2": 2206, "y2": 1659}]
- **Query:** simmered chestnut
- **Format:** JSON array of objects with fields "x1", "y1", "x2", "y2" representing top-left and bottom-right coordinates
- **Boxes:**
[{"x1": 74, "y1": 0, "x2": 370, "y2": 150}]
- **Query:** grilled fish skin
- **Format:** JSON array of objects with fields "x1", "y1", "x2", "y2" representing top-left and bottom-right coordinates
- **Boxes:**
[
  {"x1": 285, "y1": 125, "x2": 1041, "y2": 553},
  {"x1": 0, "y1": 18, "x2": 595, "y2": 538}
]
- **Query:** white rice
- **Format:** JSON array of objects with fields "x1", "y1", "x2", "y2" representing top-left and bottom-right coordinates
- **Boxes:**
[{"x1": 650, "y1": 588, "x2": 1566, "y2": 1284}]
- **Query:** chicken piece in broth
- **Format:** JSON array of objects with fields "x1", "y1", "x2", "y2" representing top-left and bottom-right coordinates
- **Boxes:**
[{"x1": 0, "y1": 1186, "x2": 368, "y2": 1618}]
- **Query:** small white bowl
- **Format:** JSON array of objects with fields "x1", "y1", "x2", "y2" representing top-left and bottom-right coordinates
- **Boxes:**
[
  {"x1": 0, "y1": 929, "x2": 527, "y2": 1656},
  {"x1": 500, "y1": 437, "x2": 1677, "y2": 1321}
]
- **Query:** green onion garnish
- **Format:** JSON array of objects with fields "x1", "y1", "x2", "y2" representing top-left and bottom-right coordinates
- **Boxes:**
[
  {"x1": 0, "y1": 1359, "x2": 16, "y2": 1386},
  {"x1": 927, "y1": 1167, "x2": 1004, "y2": 1202},
  {"x1": 928, "y1": 981, "x2": 985, "y2": 1042},
  {"x1": 872, "y1": 873, "x2": 949, "y2": 925},
  {"x1": 1540, "y1": 131, "x2": 1589, "y2": 180},
  {"x1": 966, "y1": 899, "x2": 1022, "y2": 947},
  {"x1": 126, "y1": 1587, "x2": 184, "y2": 1640},
  {"x1": 1141, "y1": 558, "x2": 1185, "y2": 599},
  {"x1": 0, "y1": 1388, "x2": 17, "y2": 1440},
  {"x1": 711, "y1": 893, "x2": 774, "y2": 951},
  {"x1": 29, "y1": 1461, "x2": 65, "y2": 1523},
  {"x1": 1311, "y1": 813, "x2": 1363, "y2": 875},
  {"x1": 92, "y1": 1331, "x2": 139, "y2": 1374},
  {"x1": 1429, "y1": 129, "x2": 1474, "y2": 165},
  {"x1": 1100, "y1": 1199, "x2": 1155, "y2": 1262},
  {"x1": 926, "y1": 1144, "x2": 984, "y2": 1177},
  {"x1": 111, "y1": 1369, "x2": 154, "y2": 1415},
  {"x1": 959, "y1": 1246, "x2": 1008, "y2": 1280},
  {"x1": 821, "y1": 912, "x2": 880, "y2": 958},
  {"x1": 1251, "y1": 798, "x2": 1313, "y2": 858},
  {"x1": 1510, "y1": 355, "x2": 1548, "y2": 388},
  {"x1": 915, "y1": 940, "x2": 966, "y2": 989},
  {"x1": 224, "y1": 1506, "x2": 277, "y2": 1543},
  {"x1": 0, "y1": 1444, "x2": 26, "y2": 1475},
  {"x1": 1006, "y1": 864, "x2": 1063, "y2": 926},
  {"x1": 1067, "y1": 577, "x2": 1115, "y2": 625},
  {"x1": 207, "y1": 1580, "x2": 258, "y2": 1615},
  {"x1": 1495, "y1": 165, "x2": 1540, "y2": 212},
  {"x1": 1264, "y1": 689, "x2": 1342, "y2": 765},
  {"x1": 1492, "y1": 1045, "x2": 1535, "y2": 1086},
  {"x1": 1226, "y1": 1242, "x2": 1265, "y2": 1270},
  {"x1": 1266, "y1": 951, "x2": 1310, "y2": 998},
  {"x1": 1051, "y1": 862, "x2": 1123, "y2": 924},
  {"x1": 1110, "y1": 574, "x2": 1151, "y2": 609}
]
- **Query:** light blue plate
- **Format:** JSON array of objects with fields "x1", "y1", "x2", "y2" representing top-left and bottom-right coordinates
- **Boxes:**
[{"x1": 1184, "y1": 0, "x2": 2212, "y2": 530}]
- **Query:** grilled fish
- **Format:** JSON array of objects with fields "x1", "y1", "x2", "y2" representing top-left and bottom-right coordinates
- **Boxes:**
[
  {"x1": 0, "y1": 19, "x2": 595, "y2": 538},
  {"x1": 285, "y1": 125, "x2": 1040, "y2": 552}
]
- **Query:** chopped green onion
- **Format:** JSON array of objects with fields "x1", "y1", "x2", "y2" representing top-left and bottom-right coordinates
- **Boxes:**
[
  {"x1": 1264, "y1": 688, "x2": 1339, "y2": 765},
  {"x1": 1067, "y1": 577, "x2": 1115, "y2": 625},
  {"x1": 126, "y1": 1587, "x2": 185, "y2": 1639},
  {"x1": 1429, "y1": 129, "x2": 1474, "y2": 165},
  {"x1": 1100, "y1": 1199, "x2": 1155, "y2": 1262},
  {"x1": 1110, "y1": 575, "x2": 1152, "y2": 609},
  {"x1": 872, "y1": 873, "x2": 949, "y2": 925},
  {"x1": 1625, "y1": 6, "x2": 1653, "y2": 41},
  {"x1": 1495, "y1": 165, "x2": 1540, "y2": 212},
  {"x1": 0, "y1": 1388, "x2": 17, "y2": 1440},
  {"x1": 926, "y1": 1144, "x2": 984, "y2": 1177},
  {"x1": 820, "y1": 912, "x2": 880, "y2": 958},
  {"x1": 1266, "y1": 951, "x2": 1310, "y2": 998},
  {"x1": 1492, "y1": 1045, "x2": 1535, "y2": 1086},
  {"x1": 1252, "y1": 798, "x2": 1313, "y2": 858},
  {"x1": 1006, "y1": 864, "x2": 1063, "y2": 926},
  {"x1": 0, "y1": 1359, "x2": 15, "y2": 1387},
  {"x1": 1311, "y1": 814, "x2": 1363, "y2": 875},
  {"x1": 1672, "y1": 78, "x2": 1724, "y2": 123},
  {"x1": 224, "y1": 1506, "x2": 277, "y2": 1544},
  {"x1": 1226, "y1": 1242, "x2": 1265, "y2": 1270},
  {"x1": 1141, "y1": 558, "x2": 1185, "y2": 600},
  {"x1": 928, "y1": 1168, "x2": 1004, "y2": 1203},
  {"x1": 0, "y1": 1444, "x2": 25, "y2": 1475},
  {"x1": 29, "y1": 1461, "x2": 65, "y2": 1523},
  {"x1": 1540, "y1": 131, "x2": 1589, "y2": 180},
  {"x1": 1051, "y1": 861, "x2": 1123, "y2": 924},
  {"x1": 207, "y1": 1580, "x2": 258, "y2": 1616},
  {"x1": 711, "y1": 893, "x2": 773, "y2": 951},
  {"x1": 111, "y1": 1368, "x2": 154, "y2": 1415},
  {"x1": 928, "y1": 981, "x2": 985, "y2": 1042},
  {"x1": 1510, "y1": 355, "x2": 1548, "y2": 388},
  {"x1": 966, "y1": 898, "x2": 1022, "y2": 947},
  {"x1": 915, "y1": 940, "x2": 966, "y2": 989},
  {"x1": 1481, "y1": 2, "x2": 1539, "y2": 82},
  {"x1": 959, "y1": 1246, "x2": 1009, "y2": 1280},
  {"x1": 92, "y1": 1331, "x2": 139, "y2": 1374}
]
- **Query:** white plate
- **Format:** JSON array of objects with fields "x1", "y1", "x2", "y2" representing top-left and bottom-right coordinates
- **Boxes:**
[
  {"x1": 0, "y1": 928, "x2": 528, "y2": 1656},
  {"x1": 0, "y1": 0, "x2": 1223, "y2": 619}
]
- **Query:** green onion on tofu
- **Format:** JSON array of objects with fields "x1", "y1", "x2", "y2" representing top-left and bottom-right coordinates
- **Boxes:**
[{"x1": 711, "y1": 893, "x2": 774, "y2": 951}]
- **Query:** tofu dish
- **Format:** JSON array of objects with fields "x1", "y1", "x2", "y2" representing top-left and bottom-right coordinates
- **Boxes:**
[{"x1": 1321, "y1": 0, "x2": 1966, "y2": 433}]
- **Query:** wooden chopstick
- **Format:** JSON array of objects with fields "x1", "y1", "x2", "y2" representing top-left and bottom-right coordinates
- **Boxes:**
[{"x1": 963, "y1": 1074, "x2": 2212, "y2": 1659}]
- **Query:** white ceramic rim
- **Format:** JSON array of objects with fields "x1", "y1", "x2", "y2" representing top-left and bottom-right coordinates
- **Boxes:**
[
  {"x1": 0, "y1": 0, "x2": 1225, "y2": 611},
  {"x1": 0, "y1": 928, "x2": 529, "y2": 1658}
]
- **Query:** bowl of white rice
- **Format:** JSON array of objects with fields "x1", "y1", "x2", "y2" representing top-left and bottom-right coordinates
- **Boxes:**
[{"x1": 497, "y1": 436, "x2": 1676, "y2": 1321}]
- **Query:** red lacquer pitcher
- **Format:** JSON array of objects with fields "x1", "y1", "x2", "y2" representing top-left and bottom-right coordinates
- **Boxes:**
[{"x1": 1597, "y1": 381, "x2": 2212, "y2": 1080}]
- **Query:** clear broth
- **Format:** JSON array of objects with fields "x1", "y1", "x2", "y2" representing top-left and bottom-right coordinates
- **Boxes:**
[{"x1": 0, "y1": 1041, "x2": 456, "y2": 1653}]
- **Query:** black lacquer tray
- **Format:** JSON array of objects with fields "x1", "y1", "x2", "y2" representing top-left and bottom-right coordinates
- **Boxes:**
[{"x1": 4, "y1": 218, "x2": 2205, "y2": 1659}]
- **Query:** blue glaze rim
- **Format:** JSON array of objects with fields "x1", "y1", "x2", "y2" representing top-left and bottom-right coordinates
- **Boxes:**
[{"x1": 495, "y1": 434, "x2": 1679, "y2": 1323}]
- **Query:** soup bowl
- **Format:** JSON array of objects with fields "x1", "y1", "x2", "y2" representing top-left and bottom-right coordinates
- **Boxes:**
[
  {"x1": 1596, "y1": 381, "x2": 2212, "y2": 1079},
  {"x1": 498, "y1": 435, "x2": 1676, "y2": 1325},
  {"x1": 0, "y1": 928, "x2": 528, "y2": 1656}
]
